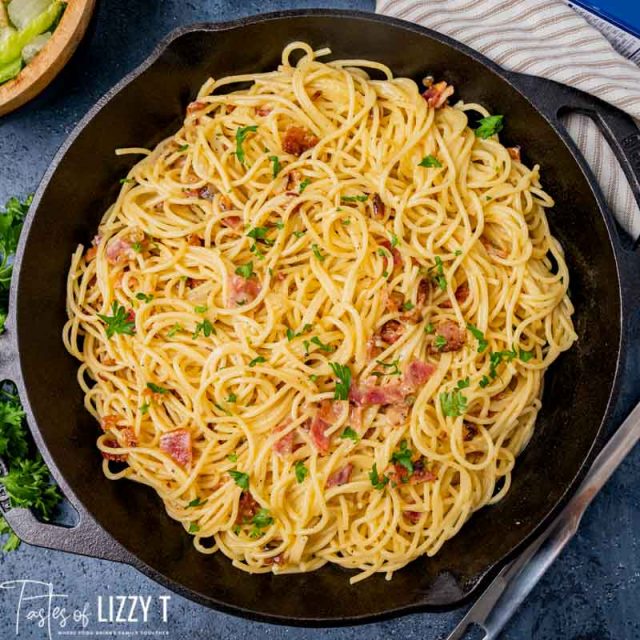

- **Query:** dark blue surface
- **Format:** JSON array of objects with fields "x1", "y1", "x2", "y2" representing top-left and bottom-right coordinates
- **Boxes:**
[
  {"x1": 1, "y1": 1, "x2": 639, "y2": 639},
  {"x1": 572, "y1": 0, "x2": 640, "y2": 38}
]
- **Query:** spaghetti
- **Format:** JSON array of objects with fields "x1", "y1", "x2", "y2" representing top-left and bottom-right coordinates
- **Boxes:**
[{"x1": 63, "y1": 42, "x2": 577, "y2": 583}]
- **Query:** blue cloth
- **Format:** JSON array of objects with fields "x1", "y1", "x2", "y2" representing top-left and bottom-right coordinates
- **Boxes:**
[
  {"x1": 573, "y1": 0, "x2": 640, "y2": 38},
  {"x1": 0, "y1": 1, "x2": 639, "y2": 638}
]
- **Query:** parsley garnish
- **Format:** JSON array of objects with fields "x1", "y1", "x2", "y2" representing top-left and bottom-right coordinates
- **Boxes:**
[
  {"x1": 434, "y1": 335, "x2": 448, "y2": 350},
  {"x1": 418, "y1": 155, "x2": 442, "y2": 168},
  {"x1": 188, "y1": 523, "x2": 200, "y2": 533},
  {"x1": 135, "y1": 292, "x2": 154, "y2": 303},
  {"x1": 269, "y1": 155, "x2": 281, "y2": 178},
  {"x1": 227, "y1": 453, "x2": 238, "y2": 462},
  {"x1": 440, "y1": 386, "x2": 468, "y2": 417},
  {"x1": 146, "y1": 382, "x2": 168, "y2": 394},
  {"x1": 299, "y1": 178, "x2": 311, "y2": 193},
  {"x1": 374, "y1": 359, "x2": 401, "y2": 376},
  {"x1": 193, "y1": 319, "x2": 214, "y2": 339},
  {"x1": 479, "y1": 375, "x2": 490, "y2": 388},
  {"x1": 391, "y1": 440, "x2": 414, "y2": 476},
  {"x1": 341, "y1": 218, "x2": 351, "y2": 226},
  {"x1": 329, "y1": 363, "x2": 351, "y2": 401},
  {"x1": 519, "y1": 349, "x2": 534, "y2": 362},
  {"x1": 341, "y1": 194, "x2": 368, "y2": 203},
  {"x1": 390, "y1": 233, "x2": 399, "y2": 247},
  {"x1": 467, "y1": 323, "x2": 489, "y2": 353},
  {"x1": 295, "y1": 461, "x2": 308, "y2": 483},
  {"x1": 194, "y1": 304, "x2": 208, "y2": 313},
  {"x1": 311, "y1": 244, "x2": 325, "y2": 262},
  {"x1": 119, "y1": 177, "x2": 135, "y2": 185},
  {"x1": 274, "y1": 221, "x2": 285, "y2": 230},
  {"x1": 433, "y1": 256, "x2": 447, "y2": 291},
  {"x1": 235, "y1": 261, "x2": 254, "y2": 279},
  {"x1": 226, "y1": 393, "x2": 237, "y2": 404},
  {"x1": 249, "y1": 356, "x2": 266, "y2": 367},
  {"x1": 489, "y1": 349, "x2": 517, "y2": 379},
  {"x1": 97, "y1": 302, "x2": 135, "y2": 338},
  {"x1": 340, "y1": 427, "x2": 359, "y2": 442},
  {"x1": 402, "y1": 301, "x2": 415, "y2": 311},
  {"x1": 475, "y1": 115, "x2": 504, "y2": 139},
  {"x1": 188, "y1": 497, "x2": 206, "y2": 508},
  {"x1": 167, "y1": 323, "x2": 183, "y2": 337},
  {"x1": 247, "y1": 227, "x2": 274, "y2": 245},
  {"x1": 377, "y1": 248, "x2": 388, "y2": 257},
  {"x1": 309, "y1": 336, "x2": 334, "y2": 353},
  {"x1": 178, "y1": 144, "x2": 189, "y2": 152},
  {"x1": 235, "y1": 125, "x2": 258, "y2": 164},
  {"x1": 309, "y1": 374, "x2": 318, "y2": 383},
  {"x1": 229, "y1": 469, "x2": 249, "y2": 490},
  {"x1": 424, "y1": 323, "x2": 435, "y2": 334},
  {"x1": 250, "y1": 508, "x2": 274, "y2": 538},
  {"x1": 131, "y1": 242, "x2": 143, "y2": 253},
  {"x1": 139, "y1": 402, "x2": 150, "y2": 415},
  {"x1": 455, "y1": 249, "x2": 463, "y2": 256},
  {"x1": 369, "y1": 463, "x2": 389, "y2": 490},
  {"x1": 293, "y1": 230, "x2": 306, "y2": 239}
]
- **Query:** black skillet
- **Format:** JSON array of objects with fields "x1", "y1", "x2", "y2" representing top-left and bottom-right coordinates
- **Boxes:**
[{"x1": 1, "y1": 9, "x2": 640, "y2": 627}]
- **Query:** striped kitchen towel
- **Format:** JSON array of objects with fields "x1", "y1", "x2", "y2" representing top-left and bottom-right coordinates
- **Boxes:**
[{"x1": 377, "y1": 0, "x2": 640, "y2": 239}]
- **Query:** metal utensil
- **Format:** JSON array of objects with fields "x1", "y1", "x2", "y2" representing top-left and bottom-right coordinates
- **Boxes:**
[{"x1": 445, "y1": 398, "x2": 640, "y2": 640}]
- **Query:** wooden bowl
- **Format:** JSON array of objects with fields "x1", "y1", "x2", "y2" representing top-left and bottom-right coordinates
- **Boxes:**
[{"x1": 0, "y1": 0, "x2": 96, "y2": 116}]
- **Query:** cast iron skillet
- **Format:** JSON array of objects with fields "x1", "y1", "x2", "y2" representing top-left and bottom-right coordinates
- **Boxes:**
[{"x1": 1, "y1": 9, "x2": 640, "y2": 627}]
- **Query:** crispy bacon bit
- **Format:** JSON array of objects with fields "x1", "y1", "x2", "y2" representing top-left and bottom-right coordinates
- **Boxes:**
[
  {"x1": 403, "y1": 360, "x2": 435, "y2": 391},
  {"x1": 411, "y1": 458, "x2": 438, "y2": 484},
  {"x1": 100, "y1": 415, "x2": 120, "y2": 432},
  {"x1": 507, "y1": 146, "x2": 521, "y2": 162},
  {"x1": 310, "y1": 400, "x2": 342, "y2": 455},
  {"x1": 101, "y1": 440, "x2": 127, "y2": 462},
  {"x1": 481, "y1": 238, "x2": 508, "y2": 259},
  {"x1": 441, "y1": 282, "x2": 470, "y2": 309},
  {"x1": 463, "y1": 422, "x2": 478, "y2": 441},
  {"x1": 121, "y1": 427, "x2": 138, "y2": 448},
  {"x1": 159, "y1": 428, "x2": 193, "y2": 467},
  {"x1": 256, "y1": 105, "x2": 272, "y2": 116},
  {"x1": 384, "y1": 288, "x2": 405, "y2": 314},
  {"x1": 285, "y1": 170, "x2": 302, "y2": 192},
  {"x1": 430, "y1": 321, "x2": 466, "y2": 353},
  {"x1": 404, "y1": 510, "x2": 422, "y2": 524},
  {"x1": 219, "y1": 195, "x2": 233, "y2": 211},
  {"x1": 326, "y1": 463, "x2": 353, "y2": 488},
  {"x1": 422, "y1": 80, "x2": 454, "y2": 109},
  {"x1": 184, "y1": 185, "x2": 216, "y2": 200},
  {"x1": 237, "y1": 492, "x2": 259, "y2": 523},
  {"x1": 310, "y1": 90, "x2": 322, "y2": 101},
  {"x1": 417, "y1": 279, "x2": 430, "y2": 307},
  {"x1": 221, "y1": 215, "x2": 242, "y2": 230},
  {"x1": 187, "y1": 234, "x2": 202, "y2": 247},
  {"x1": 273, "y1": 421, "x2": 294, "y2": 457},
  {"x1": 380, "y1": 240, "x2": 403, "y2": 274},
  {"x1": 372, "y1": 193, "x2": 386, "y2": 218},
  {"x1": 386, "y1": 403, "x2": 409, "y2": 426},
  {"x1": 349, "y1": 404, "x2": 363, "y2": 432},
  {"x1": 85, "y1": 246, "x2": 97, "y2": 260},
  {"x1": 282, "y1": 126, "x2": 319, "y2": 156},
  {"x1": 102, "y1": 357, "x2": 116, "y2": 367},
  {"x1": 379, "y1": 319, "x2": 404, "y2": 345},
  {"x1": 227, "y1": 274, "x2": 261, "y2": 307},
  {"x1": 187, "y1": 101, "x2": 207, "y2": 114},
  {"x1": 265, "y1": 552, "x2": 285, "y2": 566},
  {"x1": 106, "y1": 237, "x2": 133, "y2": 265}
]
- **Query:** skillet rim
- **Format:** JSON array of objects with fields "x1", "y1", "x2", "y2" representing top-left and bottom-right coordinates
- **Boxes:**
[{"x1": 7, "y1": 8, "x2": 627, "y2": 626}]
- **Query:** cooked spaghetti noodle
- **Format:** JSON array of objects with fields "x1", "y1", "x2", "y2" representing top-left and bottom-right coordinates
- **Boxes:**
[{"x1": 63, "y1": 42, "x2": 576, "y2": 583}]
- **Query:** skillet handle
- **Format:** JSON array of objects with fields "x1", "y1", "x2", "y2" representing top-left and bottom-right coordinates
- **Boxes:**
[{"x1": 0, "y1": 326, "x2": 133, "y2": 564}]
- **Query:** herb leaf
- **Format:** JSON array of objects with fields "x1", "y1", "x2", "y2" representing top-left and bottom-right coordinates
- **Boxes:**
[
  {"x1": 340, "y1": 427, "x2": 359, "y2": 442},
  {"x1": 418, "y1": 155, "x2": 443, "y2": 168},
  {"x1": 269, "y1": 155, "x2": 281, "y2": 178},
  {"x1": 519, "y1": 349, "x2": 534, "y2": 362},
  {"x1": 146, "y1": 382, "x2": 168, "y2": 394},
  {"x1": 229, "y1": 469, "x2": 249, "y2": 490},
  {"x1": 235, "y1": 261, "x2": 254, "y2": 279},
  {"x1": 467, "y1": 323, "x2": 489, "y2": 353},
  {"x1": 341, "y1": 194, "x2": 368, "y2": 203},
  {"x1": 475, "y1": 115, "x2": 504, "y2": 139},
  {"x1": 440, "y1": 390, "x2": 468, "y2": 417},
  {"x1": 193, "y1": 319, "x2": 215, "y2": 339},
  {"x1": 97, "y1": 302, "x2": 135, "y2": 338},
  {"x1": 295, "y1": 461, "x2": 308, "y2": 483},
  {"x1": 235, "y1": 125, "x2": 258, "y2": 164},
  {"x1": 135, "y1": 292, "x2": 154, "y2": 303},
  {"x1": 391, "y1": 440, "x2": 414, "y2": 475},
  {"x1": 369, "y1": 463, "x2": 389, "y2": 490},
  {"x1": 310, "y1": 336, "x2": 334, "y2": 353},
  {"x1": 250, "y1": 508, "x2": 274, "y2": 538},
  {"x1": 329, "y1": 363, "x2": 351, "y2": 401},
  {"x1": 188, "y1": 497, "x2": 206, "y2": 508},
  {"x1": 249, "y1": 356, "x2": 266, "y2": 367},
  {"x1": 167, "y1": 323, "x2": 183, "y2": 337},
  {"x1": 311, "y1": 244, "x2": 325, "y2": 262},
  {"x1": 299, "y1": 178, "x2": 311, "y2": 193}
]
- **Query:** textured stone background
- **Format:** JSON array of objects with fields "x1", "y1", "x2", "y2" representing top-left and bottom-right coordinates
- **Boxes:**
[{"x1": 0, "y1": 1, "x2": 639, "y2": 638}]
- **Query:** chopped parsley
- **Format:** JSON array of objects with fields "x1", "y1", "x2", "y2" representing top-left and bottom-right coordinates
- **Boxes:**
[
  {"x1": 424, "y1": 322, "x2": 435, "y2": 334},
  {"x1": 295, "y1": 460, "x2": 308, "y2": 483},
  {"x1": 229, "y1": 469, "x2": 249, "y2": 490},
  {"x1": 374, "y1": 359, "x2": 401, "y2": 377},
  {"x1": 340, "y1": 427, "x2": 359, "y2": 442},
  {"x1": 341, "y1": 194, "x2": 368, "y2": 203},
  {"x1": 249, "y1": 356, "x2": 266, "y2": 367},
  {"x1": 519, "y1": 349, "x2": 534, "y2": 362},
  {"x1": 131, "y1": 242, "x2": 143, "y2": 253},
  {"x1": 377, "y1": 248, "x2": 388, "y2": 257},
  {"x1": 194, "y1": 304, "x2": 208, "y2": 313},
  {"x1": 188, "y1": 497, "x2": 206, "y2": 508},
  {"x1": 269, "y1": 155, "x2": 281, "y2": 178},
  {"x1": 391, "y1": 440, "x2": 414, "y2": 476},
  {"x1": 178, "y1": 144, "x2": 189, "y2": 152},
  {"x1": 369, "y1": 463, "x2": 389, "y2": 490},
  {"x1": 227, "y1": 453, "x2": 238, "y2": 463},
  {"x1": 433, "y1": 256, "x2": 447, "y2": 291},
  {"x1": 467, "y1": 323, "x2": 489, "y2": 353},
  {"x1": 311, "y1": 244, "x2": 326, "y2": 262},
  {"x1": 489, "y1": 349, "x2": 517, "y2": 379},
  {"x1": 119, "y1": 177, "x2": 135, "y2": 184},
  {"x1": 235, "y1": 125, "x2": 258, "y2": 164},
  {"x1": 309, "y1": 374, "x2": 318, "y2": 383},
  {"x1": 390, "y1": 233, "x2": 399, "y2": 248},
  {"x1": 167, "y1": 323, "x2": 183, "y2": 337},
  {"x1": 286, "y1": 324, "x2": 313, "y2": 341},
  {"x1": 135, "y1": 292, "x2": 154, "y2": 303},
  {"x1": 457, "y1": 377, "x2": 470, "y2": 389},
  {"x1": 139, "y1": 402, "x2": 150, "y2": 415},
  {"x1": 146, "y1": 382, "x2": 168, "y2": 394},
  {"x1": 479, "y1": 375, "x2": 490, "y2": 388},
  {"x1": 309, "y1": 336, "x2": 334, "y2": 353},
  {"x1": 329, "y1": 362, "x2": 351, "y2": 401},
  {"x1": 440, "y1": 387, "x2": 468, "y2": 417},
  {"x1": 274, "y1": 221, "x2": 285, "y2": 230},
  {"x1": 250, "y1": 508, "x2": 274, "y2": 538},
  {"x1": 293, "y1": 230, "x2": 306, "y2": 239},
  {"x1": 434, "y1": 335, "x2": 448, "y2": 351},
  {"x1": 402, "y1": 301, "x2": 415, "y2": 311},
  {"x1": 188, "y1": 523, "x2": 200, "y2": 533},
  {"x1": 193, "y1": 319, "x2": 215, "y2": 339},
  {"x1": 455, "y1": 249, "x2": 463, "y2": 256},
  {"x1": 299, "y1": 178, "x2": 311, "y2": 193},
  {"x1": 475, "y1": 115, "x2": 504, "y2": 139},
  {"x1": 249, "y1": 243, "x2": 265, "y2": 259},
  {"x1": 247, "y1": 226, "x2": 274, "y2": 246},
  {"x1": 418, "y1": 155, "x2": 443, "y2": 168},
  {"x1": 97, "y1": 302, "x2": 135, "y2": 338},
  {"x1": 226, "y1": 393, "x2": 237, "y2": 403},
  {"x1": 341, "y1": 218, "x2": 351, "y2": 226},
  {"x1": 235, "y1": 261, "x2": 254, "y2": 279}
]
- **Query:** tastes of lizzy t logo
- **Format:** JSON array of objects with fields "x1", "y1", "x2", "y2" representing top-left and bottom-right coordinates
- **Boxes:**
[{"x1": 0, "y1": 580, "x2": 171, "y2": 638}]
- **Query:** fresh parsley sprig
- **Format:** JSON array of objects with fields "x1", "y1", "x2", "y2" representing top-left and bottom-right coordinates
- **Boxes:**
[
  {"x1": 97, "y1": 302, "x2": 135, "y2": 338},
  {"x1": 329, "y1": 363, "x2": 351, "y2": 401}
]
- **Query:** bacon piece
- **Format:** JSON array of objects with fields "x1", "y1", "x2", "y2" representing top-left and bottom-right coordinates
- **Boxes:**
[
  {"x1": 411, "y1": 458, "x2": 438, "y2": 483},
  {"x1": 184, "y1": 185, "x2": 215, "y2": 200},
  {"x1": 100, "y1": 415, "x2": 120, "y2": 432},
  {"x1": 236, "y1": 492, "x2": 259, "y2": 523},
  {"x1": 386, "y1": 403, "x2": 409, "y2": 426},
  {"x1": 219, "y1": 195, "x2": 233, "y2": 211},
  {"x1": 380, "y1": 240, "x2": 403, "y2": 274},
  {"x1": 430, "y1": 321, "x2": 466, "y2": 353},
  {"x1": 326, "y1": 463, "x2": 353, "y2": 488},
  {"x1": 463, "y1": 422, "x2": 478, "y2": 441},
  {"x1": 256, "y1": 105, "x2": 272, "y2": 116},
  {"x1": 282, "y1": 126, "x2": 319, "y2": 156},
  {"x1": 221, "y1": 215, "x2": 241, "y2": 230},
  {"x1": 480, "y1": 238, "x2": 508, "y2": 259},
  {"x1": 285, "y1": 170, "x2": 302, "y2": 192},
  {"x1": 187, "y1": 234, "x2": 202, "y2": 247},
  {"x1": 441, "y1": 282, "x2": 470, "y2": 309},
  {"x1": 309, "y1": 400, "x2": 342, "y2": 455},
  {"x1": 310, "y1": 90, "x2": 322, "y2": 101},
  {"x1": 121, "y1": 427, "x2": 138, "y2": 448},
  {"x1": 273, "y1": 421, "x2": 294, "y2": 457},
  {"x1": 507, "y1": 146, "x2": 521, "y2": 162},
  {"x1": 106, "y1": 237, "x2": 134, "y2": 265},
  {"x1": 187, "y1": 101, "x2": 206, "y2": 114},
  {"x1": 372, "y1": 193, "x2": 386, "y2": 218},
  {"x1": 383, "y1": 288, "x2": 405, "y2": 314},
  {"x1": 349, "y1": 404, "x2": 363, "y2": 432},
  {"x1": 227, "y1": 274, "x2": 261, "y2": 307},
  {"x1": 417, "y1": 279, "x2": 430, "y2": 307},
  {"x1": 85, "y1": 246, "x2": 97, "y2": 260},
  {"x1": 159, "y1": 428, "x2": 193, "y2": 467},
  {"x1": 379, "y1": 319, "x2": 404, "y2": 345},
  {"x1": 404, "y1": 510, "x2": 422, "y2": 524},
  {"x1": 403, "y1": 360, "x2": 435, "y2": 391},
  {"x1": 101, "y1": 440, "x2": 127, "y2": 462},
  {"x1": 422, "y1": 80, "x2": 454, "y2": 109},
  {"x1": 265, "y1": 553, "x2": 285, "y2": 566}
]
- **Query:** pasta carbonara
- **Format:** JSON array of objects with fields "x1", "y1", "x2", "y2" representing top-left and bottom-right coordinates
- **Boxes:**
[{"x1": 63, "y1": 42, "x2": 577, "y2": 583}]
